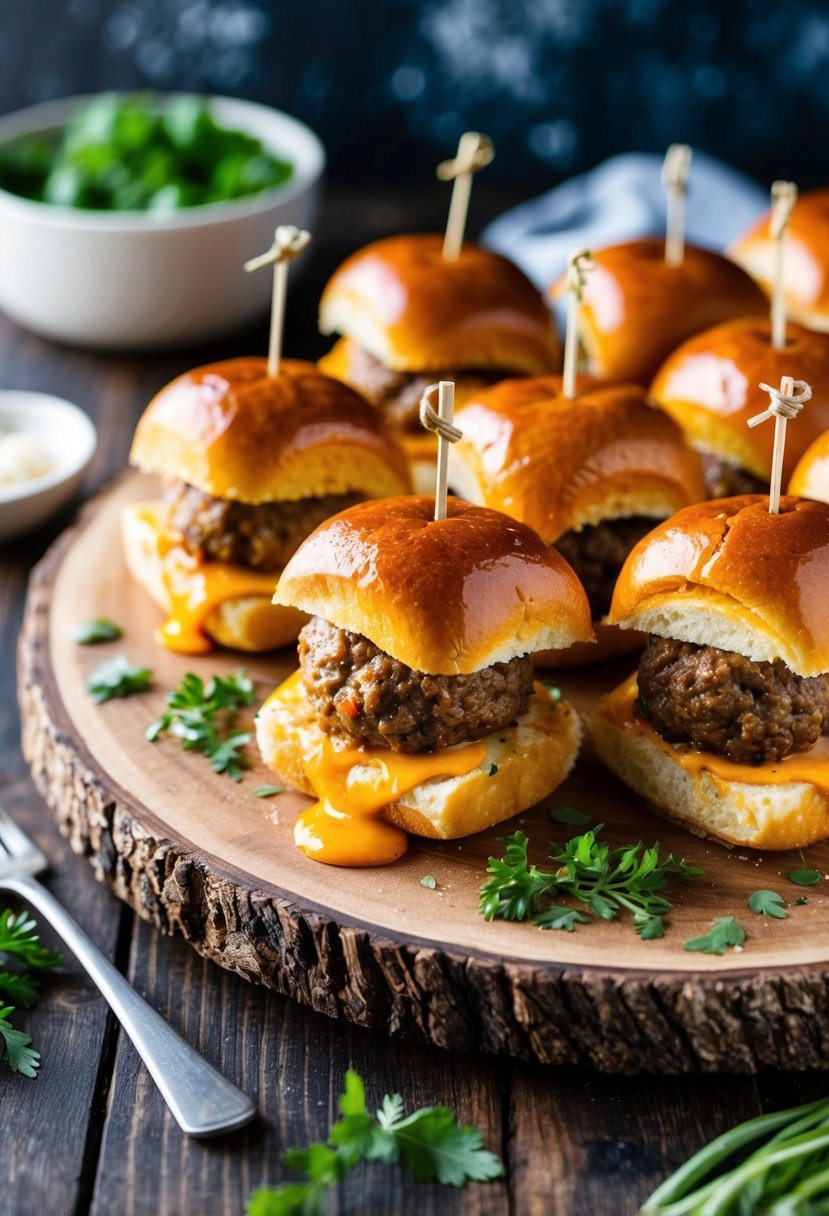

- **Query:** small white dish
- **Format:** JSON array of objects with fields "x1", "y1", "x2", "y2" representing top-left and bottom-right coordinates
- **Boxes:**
[
  {"x1": 0, "y1": 94, "x2": 325, "y2": 349},
  {"x1": 0, "y1": 390, "x2": 97, "y2": 542}
]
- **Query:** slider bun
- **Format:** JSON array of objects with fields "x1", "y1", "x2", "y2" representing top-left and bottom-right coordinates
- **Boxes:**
[
  {"x1": 789, "y1": 430, "x2": 829, "y2": 500},
  {"x1": 275, "y1": 495, "x2": 595, "y2": 674},
  {"x1": 552, "y1": 239, "x2": 766, "y2": 384},
  {"x1": 608, "y1": 494, "x2": 829, "y2": 677},
  {"x1": 651, "y1": 318, "x2": 829, "y2": 480},
  {"x1": 450, "y1": 377, "x2": 705, "y2": 540},
  {"x1": 121, "y1": 501, "x2": 306, "y2": 652},
  {"x1": 319, "y1": 234, "x2": 561, "y2": 374},
  {"x1": 591, "y1": 687, "x2": 829, "y2": 850},
  {"x1": 730, "y1": 189, "x2": 829, "y2": 332},
  {"x1": 257, "y1": 679, "x2": 582, "y2": 841},
  {"x1": 130, "y1": 356, "x2": 411, "y2": 504}
]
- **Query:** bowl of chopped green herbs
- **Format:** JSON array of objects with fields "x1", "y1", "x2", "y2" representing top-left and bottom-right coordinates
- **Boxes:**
[{"x1": 0, "y1": 92, "x2": 324, "y2": 348}]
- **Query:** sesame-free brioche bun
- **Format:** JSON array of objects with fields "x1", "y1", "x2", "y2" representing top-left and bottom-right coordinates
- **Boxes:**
[
  {"x1": 651, "y1": 318, "x2": 829, "y2": 481},
  {"x1": 450, "y1": 377, "x2": 706, "y2": 540},
  {"x1": 608, "y1": 494, "x2": 829, "y2": 678},
  {"x1": 551, "y1": 239, "x2": 766, "y2": 385},
  {"x1": 130, "y1": 356, "x2": 411, "y2": 503},
  {"x1": 789, "y1": 430, "x2": 829, "y2": 500},
  {"x1": 257, "y1": 675, "x2": 583, "y2": 840},
  {"x1": 275, "y1": 495, "x2": 595, "y2": 674},
  {"x1": 319, "y1": 234, "x2": 561, "y2": 374},
  {"x1": 591, "y1": 674, "x2": 829, "y2": 850},
  {"x1": 730, "y1": 189, "x2": 829, "y2": 332},
  {"x1": 121, "y1": 501, "x2": 306, "y2": 651}
]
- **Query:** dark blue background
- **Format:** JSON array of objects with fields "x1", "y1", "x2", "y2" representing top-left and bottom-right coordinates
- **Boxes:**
[{"x1": 2, "y1": 0, "x2": 827, "y2": 189}]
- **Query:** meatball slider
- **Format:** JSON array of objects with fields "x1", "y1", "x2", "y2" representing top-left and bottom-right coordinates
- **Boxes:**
[
  {"x1": 449, "y1": 376, "x2": 706, "y2": 664},
  {"x1": 122, "y1": 356, "x2": 411, "y2": 654},
  {"x1": 591, "y1": 495, "x2": 829, "y2": 850},
  {"x1": 256, "y1": 495, "x2": 594, "y2": 865},
  {"x1": 730, "y1": 187, "x2": 829, "y2": 333},
  {"x1": 651, "y1": 319, "x2": 829, "y2": 497},
  {"x1": 317, "y1": 234, "x2": 561, "y2": 490},
  {"x1": 790, "y1": 428, "x2": 829, "y2": 500}
]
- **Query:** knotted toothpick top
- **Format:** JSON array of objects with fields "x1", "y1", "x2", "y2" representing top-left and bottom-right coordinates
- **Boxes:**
[
  {"x1": 748, "y1": 375, "x2": 811, "y2": 514},
  {"x1": 661, "y1": 143, "x2": 692, "y2": 267},
  {"x1": 562, "y1": 248, "x2": 596, "y2": 400},
  {"x1": 420, "y1": 381, "x2": 462, "y2": 521},
  {"x1": 437, "y1": 132, "x2": 495, "y2": 262},
  {"x1": 245, "y1": 225, "x2": 311, "y2": 376}
]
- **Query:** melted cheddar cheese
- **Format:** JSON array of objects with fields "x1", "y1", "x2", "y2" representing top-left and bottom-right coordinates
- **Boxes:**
[
  {"x1": 263, "y1": 672, "x2": 489, "y2": 866},
  {"x1": 601, "y1": 673, "x2": 829, "y2": 793},
  {"x1": 156, "y1": 538, "x2": 278, "y2": 654}
]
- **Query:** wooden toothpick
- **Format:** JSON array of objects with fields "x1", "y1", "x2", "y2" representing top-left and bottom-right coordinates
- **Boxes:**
[
  {"x1": 244, "y1": 224, "x2": 311, "y2": 377},
  {"x1": 437, "y1": 132, "x2": 494, "y2": 262},
  {"x1": 661, "y1": 144, "x2": 692, "y2": 267},
  {"x1": 420, "y1": 381, "x2": 462, "y2": 521},
  {"x1": 748, "y1": 375, "x2": 811, "y2": 513},
  {"x1": 562, "y1": 248, "x2": 595, "y2": 401},
  {"x1": 770, "y1": 180, "x2": 798, "y2": 350}
]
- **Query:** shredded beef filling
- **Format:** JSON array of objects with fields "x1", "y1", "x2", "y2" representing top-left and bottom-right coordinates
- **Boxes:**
[
  {"x1": 700, "y1": 453, "x2": 767, "y2": 499},
  {"x1": 553, "y1": 517, "x2": 656, "y2": 618},
  {"x1": 298, "y1": 615, "x2": 534, "y2": 752},
  {"x1": 345, "y1": 345, "x2": 511, "y2": 432},
  {"x1": 636, "y1": 636, "x2": 829, "y2": 765},
  {"x1": 166, "y1": 481, "x2": 361, "y2": 571}
]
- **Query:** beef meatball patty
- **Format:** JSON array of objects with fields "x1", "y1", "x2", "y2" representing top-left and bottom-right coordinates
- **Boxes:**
[
  {"x1": 699, "y1": 453, "x2": 767, "y2": 500},
  {"x1": 637, "y1": 636, "x2": 829, "y2": 765},
  {"x1": 345, "y1": 346, "x2": 509, "y2": 432},
  {"x1": 554, "y1": 517, "x2": 656, "y2": 618},
  {"x1": 166, "y1": 482, "x2": 361, "y2": 571},
  {"x1": 299, "y1": 615, "x2": 534, "y2": 752}
]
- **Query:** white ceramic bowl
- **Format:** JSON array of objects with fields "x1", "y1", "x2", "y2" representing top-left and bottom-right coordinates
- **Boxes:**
[
  {"x1": 0, "y1": 391, "x2": 97, "y2": 541},
  {"x1": 0, "y1": 94, "x2": 325, "y2": 349}
]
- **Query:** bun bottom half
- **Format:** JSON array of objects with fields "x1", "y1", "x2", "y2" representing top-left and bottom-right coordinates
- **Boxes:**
[
  {"x1": 257, "y1": 675, "x2": 583, "y2": 841},
  {"x1": 122, "y1": 501, "x2": 306, "y2": 653},
  {"x1": 591, "y1": 676, "x2": 829, "y2": 850}
]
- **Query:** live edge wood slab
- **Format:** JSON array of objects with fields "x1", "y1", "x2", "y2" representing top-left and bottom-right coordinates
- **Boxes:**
[{"x1": 18, "y1": 471, "x2": 829, "y2": 1075}]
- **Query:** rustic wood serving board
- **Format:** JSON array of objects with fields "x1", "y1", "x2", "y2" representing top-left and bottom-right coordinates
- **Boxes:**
[{"x1": 19, "y1": 472, "x2": 829, "y2": 1073}]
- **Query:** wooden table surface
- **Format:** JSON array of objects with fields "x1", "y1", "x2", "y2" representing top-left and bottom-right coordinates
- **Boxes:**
[{"x1": 2, "y1": 185, "x2": 827, "y2": 1216}]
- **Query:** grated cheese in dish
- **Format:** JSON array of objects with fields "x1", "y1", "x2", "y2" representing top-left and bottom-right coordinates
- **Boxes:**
[{"x1": 0, "y1": 429, "x2": 55, "y2": 487}]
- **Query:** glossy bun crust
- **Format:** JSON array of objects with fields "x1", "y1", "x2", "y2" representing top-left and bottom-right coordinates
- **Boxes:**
[
  {"x1": 319, "y1": 234, "x2": 561, "y2": 374},
  {"x1": 608, "y1": 494, "x2": 829, "y2": 677},
  {"x1": 553, "y1": 239, "x2": 766, "y2": 384},
  {"x1": 275, "y1": 495, "x2": 595, "y2": 674},
  {"x1": 450, "y1": 376, "x2": 705, "y2": 541},
  {"x1": 730, "y1": 189, "x2": 829, "y2": 331},
  {"x1": 651, "y1": 318, "x2": 829, "y2": 481},
  {"x1": 790, "y1": 430, "x2": 829, "y2": 500},
  {"x1": 130, "y1": 356, "x2": 411, "y2": 503}
]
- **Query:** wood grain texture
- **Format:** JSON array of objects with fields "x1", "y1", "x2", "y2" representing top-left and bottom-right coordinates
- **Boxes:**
[{"x1": 20, "y1": 470, "x2": 829, "y2": 1073}]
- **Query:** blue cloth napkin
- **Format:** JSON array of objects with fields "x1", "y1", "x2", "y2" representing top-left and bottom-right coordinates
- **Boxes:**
[{"x1": 480, "y1": 151, "x2": 769, "y2": 295}]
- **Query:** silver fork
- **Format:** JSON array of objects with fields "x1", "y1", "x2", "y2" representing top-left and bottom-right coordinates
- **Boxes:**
[{"x1": 0, "y1": 803, "x2": 256, "y2": 1137}]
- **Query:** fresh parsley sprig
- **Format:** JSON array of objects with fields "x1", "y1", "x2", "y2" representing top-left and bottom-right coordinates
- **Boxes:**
[
  {"x1": 0, "y1": 909, "x2": 61, "y2": 1078},
  {"x1": 247, "y1": 1070, "x2": 503, "y2": 1214},
  {"x1": 73, "y1": 617, "x2": 123, "y2": 644},
  {"x1": 86, "y1": 654, "x2": 153, "y2": 702},
  {"x1": 146, "y1": 670, "x2": 255, "y2": 781},
  {"x1": 480, "y1": 827, "x2": 701, "y2": 939}
]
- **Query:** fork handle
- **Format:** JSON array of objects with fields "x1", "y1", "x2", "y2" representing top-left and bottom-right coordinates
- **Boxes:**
[{"x1": 3, "y1": 873, "x2": 256, "y2": 1137}]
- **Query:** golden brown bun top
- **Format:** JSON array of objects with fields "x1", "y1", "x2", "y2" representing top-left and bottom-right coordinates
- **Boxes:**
[
  {"x1": 130, "y1": 356, "x2": 411, "y2": 503},
  {"x1": 789, "y1": 429, "x2": 829, "y2": 500},
  {"x1": 730, "y1": 189, "x2": 829, "y2": 322},
  {"x1": 450, "y1": 377, "x2": 705, "y2": 541},
  {"x1": 609, "y1": 494, "x2": 829, "y2": 676},
  {"x1": 275, "y1": 495, "x2": 594, "y2": 674},
  {"x1": 318, "y1": 234, "x2": 561, "y2": 374},
  {"x1": 651, "y1": 318, "x2": 829, "y2": 480},
  {"x1": 552, "y1": 239, "x2": 767, "y2": 384}
]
